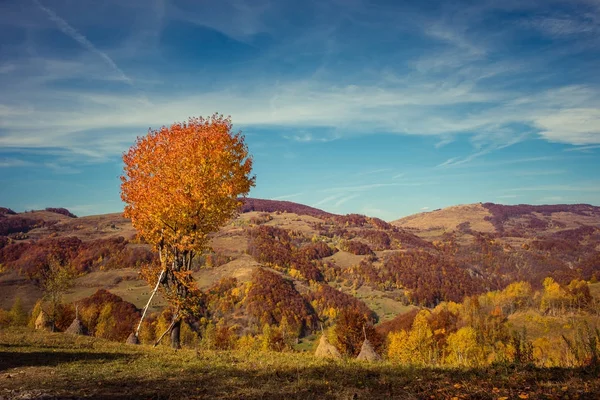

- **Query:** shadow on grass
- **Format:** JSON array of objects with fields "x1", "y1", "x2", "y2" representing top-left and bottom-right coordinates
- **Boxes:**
[
  {"x1": 9, "y1": 361, "x2": 598, "y2": 400},
  {"x1": 0, "y1": 350, "x2": 132, "y2": 371}
]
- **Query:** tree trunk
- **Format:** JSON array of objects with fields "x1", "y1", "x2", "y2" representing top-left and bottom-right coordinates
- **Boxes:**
[{"x1": 171, "y1": 319, "x2": 181, "y2": 349}]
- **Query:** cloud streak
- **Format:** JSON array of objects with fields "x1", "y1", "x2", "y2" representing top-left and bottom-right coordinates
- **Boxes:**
[{"x1": 33, "y1": 0, "x2": 132, "y2": 85}]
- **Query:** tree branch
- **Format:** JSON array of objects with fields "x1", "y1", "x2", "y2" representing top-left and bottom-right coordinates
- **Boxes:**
[
  {"x1": 135, "y1": 268, "x2": 166, "y2": 338},
  {"x1": 153, "y1": 313, "x2": 179, "y2": 347}
]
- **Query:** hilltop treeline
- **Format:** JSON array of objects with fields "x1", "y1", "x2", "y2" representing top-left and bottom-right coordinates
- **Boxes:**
[
  {"x1": 240, "y1": 198, "x2": 336, "y2": 218},
  {"x1": 0, "y1": 236, "x2": 156, "y2": 277}
]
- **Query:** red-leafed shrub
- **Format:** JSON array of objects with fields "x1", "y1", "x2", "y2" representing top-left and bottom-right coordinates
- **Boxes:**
[
  {"x1": 77, "y1": 289, "x2": 140, "y2": 341},
  {"x1": 247, "y1": 226, "x2": 293, "y2": 267},
  {"x1": 342, "y1": 240, "x2": 374, "y2": 255},
  {"x1": 376, "y1": 308, "x2": 419, "y2": 337},
  {"x1": 357, "y1": 230, "x2": 391, "y2": 250},
  {"x1": 333, "y1": 308, "x2": 383, "y2": 356},
  {"x1": 11, "y1": 237, "x2": 83, "y2": 281},
  {"x1": 295, "y1": 242, "x2": 336, "y2": 260},
  {"x1": 245, "y1": 268, "x2": 317, "y2": 335},
  {"x1": 305, "y1": 283, "x2": 377, "y2": 323},
  {"x1": 0, "y1": 215, "x2": 40, "y2": 235},
  {"x1": 0, "y1": 207, "x2": 16, "y2": 215},
  {"x1": 290, "y1": 257, "x2": 324, "y2": 282},
  {"x1": 332, "y1": 214, "x2": 370, "y2": 227},
  {"x1": 383, "y1": 251, "x2": 488, "y2": 306},
  {"x1": 367, "y1": 217, "x2": 393, "y2": 230}
]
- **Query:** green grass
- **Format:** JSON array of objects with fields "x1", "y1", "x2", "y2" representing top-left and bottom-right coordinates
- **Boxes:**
[{"x1": 1, "y1": 328, "x2": 599, "y2": 399}]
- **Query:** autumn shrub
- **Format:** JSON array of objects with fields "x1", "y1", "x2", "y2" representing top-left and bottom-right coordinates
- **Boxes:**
[
  {"x1": 562, "y1": 322, "x2": 600, "y2": 367},
  {"x1": 387, "y1": 310, "x2": 436, "y2": 365},
  {"x1": 181, "y1": 321, "x2": 200, "y2": 348},
  {"x1": 260, "y1": 324, "x2": 288, "y2": 352},
  {"x1": 137, "y1": 313, "x2": 158, "y2": 345},
  {"x1": 28, "y1": 300, "x2": 44, "y2": 329},
  {"x1": 333, "y1": 308, "x2": 382, "y2": 357},
  {"x1": 356, "y1": 230, "x2": 391, "y2": 251},
  {"x1": 376, "y1": 308, "x2": 419, "y2": 338},
  {"x1": 289, "y1": 257, "x2": 323, "y2": 282},
  {"x1": 383, "y1": 250, "x2": 486, "y2": 306},
  {"x1": 214, "y1": 323, "x2": 237, "y2": 350},
  {"x1": 237, "y1": 333, "x2": 260, "y2": 352},
  {"x1": 249, "y1": 213, "x2": 273, "y2": 225},
  {"x1": 8, "y1": 297, "x2": 28, "y2": 327},
  {"x1": 78, "y1": 289, "x2": 140, "y2": 341},
  {"x1": 245, "y1": 268, "x2": 317, "y2": 336},
  {"x1": 296, "y1": 241, "x2": 336, "y2": 260},
  {"x1": 155, "y1": 308, "x2": 174, "y2": 347},
  {"x1": 205, "y1": 277, "x2": 240, "y2": 320},
  {"x1": 306, "y1": 283, "x2": 377, "y2": 324},
  {"x1": 445, "y1": 327, "x2": 485, "y2": 367},
  {"x1": 0, "y1": 215, "x2": 40, "y2": 236},
  {"x1": 53, "y1": 303, "x2": 75, "y2": 331},
  {"x1": 332, "y1": 214, "x2": 370, "y2": 227},
  {"x1": 247, "y1": 226, "x2": 293, "y2": 267},
  {"x1": 341, "y1": 240, "x2": 374, "y2": 256}
]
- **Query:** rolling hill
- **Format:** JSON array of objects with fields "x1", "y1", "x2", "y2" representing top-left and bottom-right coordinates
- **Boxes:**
[{"x1": 1, "y1": 200, "x2": 599, "y2": 325}]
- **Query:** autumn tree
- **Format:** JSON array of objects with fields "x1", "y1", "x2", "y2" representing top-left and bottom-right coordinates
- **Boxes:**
[{"x1": 121, "y1": 114, "x2": 254, "y2": 348}]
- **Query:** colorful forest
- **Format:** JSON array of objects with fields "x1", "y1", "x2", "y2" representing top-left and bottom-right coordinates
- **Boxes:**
[{"x1": 2, "y1": 202, "x2": 600, "y2": 371}]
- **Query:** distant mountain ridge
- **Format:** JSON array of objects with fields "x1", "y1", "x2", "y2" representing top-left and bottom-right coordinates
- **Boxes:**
[
  {"x1": 393, "y1": 202, "x2": 600, "y2": 234},
  {"x1": 240, "y1": 198, "x2": 337, "y2": 218}
]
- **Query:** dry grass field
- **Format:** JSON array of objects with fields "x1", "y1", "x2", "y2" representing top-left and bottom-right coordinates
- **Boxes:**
[{"x1": 1, "y1": 328, "x2": 599, "y2": 400}]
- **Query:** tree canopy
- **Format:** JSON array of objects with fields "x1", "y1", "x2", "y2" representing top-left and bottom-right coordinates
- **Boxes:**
[{"x1": 121, "y1": 114, "x2": 254, "y2": 343}]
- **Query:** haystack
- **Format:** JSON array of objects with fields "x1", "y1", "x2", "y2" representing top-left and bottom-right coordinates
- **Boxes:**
[
  {"x1": 65, "y1": 318, "x2": 86, "y2": 335},
  {"x1": 34, "y1": 310, "x2": 51, "y2": 331},
  {"x1": 356, "y1": 339, "x2": 381, "y2": 362},
  {"x1": 126, "y1": 332, "x2": 140, "y2": 345},
  {"x1": 314, "y1": 334, "x2": 342, "y2": 359}
]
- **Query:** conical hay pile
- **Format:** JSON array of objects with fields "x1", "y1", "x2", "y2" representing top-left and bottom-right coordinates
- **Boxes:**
[
  {"x1": 314, "y1": 334, "x2": 342, "y2": 359},
  {"x1": 126, "y1": 332, "x2": 140, "y2": 345},
  {"x1": 65, "y1": 318, "x2": 86, "y2": 335},
  {"x1": 34, "y1": 310, "x2": 51, "y2": 331},
  {"x1": 356, "y1": 339, "x2": 381, "y2": 362}
]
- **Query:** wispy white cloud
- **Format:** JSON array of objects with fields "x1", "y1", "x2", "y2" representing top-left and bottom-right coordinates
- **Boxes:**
[
  {"x1": 334, "y1": 194, "x2": 359, "y2": 207},
  {"x1": 0, "y1": 158, "x2": 33, "y2": 168},
  {"x1": 356, "y1": 168, "x2": 392, "y2": 177},
  {"x1": 272, "y1": 192, "x2": 304, "y2": 200},
  {"x1": 564, "y1": 144, "x2": 600, "y2": 152},
  {"x1": 312, "y1": 194, "x2": 341, "y2": 207},
  {"x1": 0, "y1": 0, "x2": 599, "y2": 165},
  {"x1": 33, "y1": 0, "x2": 132, "y2": 85},
  {"x1": 324, "y1": 183, "x2": 399, "y2": 193}
]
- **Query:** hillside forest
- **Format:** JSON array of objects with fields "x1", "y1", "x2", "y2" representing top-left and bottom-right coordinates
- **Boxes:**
[{"x1": 1, "y1": 201, "x2": 600, "y2": 369}]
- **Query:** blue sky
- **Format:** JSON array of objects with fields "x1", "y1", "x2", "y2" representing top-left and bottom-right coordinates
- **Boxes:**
[{"x1": 1, "y1": 0, "x2": 599, "y2": 220}]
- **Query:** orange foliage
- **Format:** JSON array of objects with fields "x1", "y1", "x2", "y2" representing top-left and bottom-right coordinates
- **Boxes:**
[{"x1": 121, "y1": 114, "x2": 254, "y2": 318}]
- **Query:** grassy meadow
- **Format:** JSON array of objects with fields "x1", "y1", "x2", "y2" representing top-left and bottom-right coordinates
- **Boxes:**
[{"x1": 1, "y1": 327, "x2": 599, "y2": 399}]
